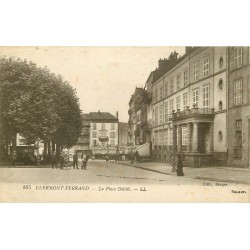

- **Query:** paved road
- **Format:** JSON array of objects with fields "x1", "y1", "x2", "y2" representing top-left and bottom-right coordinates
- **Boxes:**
[{"x1": 0, "y1": 160, "x2": 243, "y2": 185}]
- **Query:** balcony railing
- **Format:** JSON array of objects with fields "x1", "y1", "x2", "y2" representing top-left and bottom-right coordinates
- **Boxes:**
[
  {"x1": 172, "y1": 107, "x2": 214, "y2": 119},
  {"x1": 98, "y1": 136, "x2": 109, "y2": 142}
]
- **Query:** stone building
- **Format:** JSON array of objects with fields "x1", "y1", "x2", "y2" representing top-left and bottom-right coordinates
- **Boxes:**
[
  {"x1": 80, "y1": 111, "x2": 119, "y2": 157},
  {"x1": 150, "y1": 47, "x2": 228, "y2": 167},
  {"x1": 139, "y1": 53, "x2": 181, "y2": 147},
  {"x1": 128, "y1": 87, "x2": 143, "y2": 146},
  {"x1": 227, "y1": 47, "x2": 250, "y2": 168},
  {"x1": 140, "y1": 74, "x2": 153, "y2": 145}
]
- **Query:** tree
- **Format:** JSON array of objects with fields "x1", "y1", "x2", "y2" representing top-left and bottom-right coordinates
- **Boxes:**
[
  {"x1": 0, "y1": 57, "x2": 82, "y2": 161},
  {"x1": 53, "y1": 78, "x2": 82, "y2": 149}
]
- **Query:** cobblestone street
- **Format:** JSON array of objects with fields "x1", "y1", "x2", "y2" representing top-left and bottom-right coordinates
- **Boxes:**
[{"x1": 1, "y1": 160, "x2": 249, "y2": 185}]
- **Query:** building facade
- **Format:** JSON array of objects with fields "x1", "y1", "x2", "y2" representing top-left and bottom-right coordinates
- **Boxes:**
[
  {"x1": 128, "y1": 87, "x2": 143, "y2": 146},
  {"x1": 75, "y1": 111, "x2": 119, "y2": 157},
  {"x1": 127, "y1": 46, "x2": 250, "y2": 168},
  {"x1": 151, "y1": 47, "x2": 228, "y2": 167},
  {"x1": 227, "y1": 47, "x2": 250, "y2": 168},
  {"x1": 141, "y1": 74, "x2": 153, "y2": 145}
]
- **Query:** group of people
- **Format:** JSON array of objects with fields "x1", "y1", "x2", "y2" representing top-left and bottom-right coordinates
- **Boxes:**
[
  {"x1": 72, "y1": 152, "x2": 89, "y2": 170},
  {"x1": 51, "y1": 151, "x2": 89, "y2": 170}
]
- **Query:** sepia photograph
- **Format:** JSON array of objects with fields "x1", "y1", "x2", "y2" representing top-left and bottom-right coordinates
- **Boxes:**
[
  {"x1": 0, "y1": 46, "x2": 249, "y2": 202},
  {"x1": 1, "y1": 2, "x2": 250, "y2": 250}
]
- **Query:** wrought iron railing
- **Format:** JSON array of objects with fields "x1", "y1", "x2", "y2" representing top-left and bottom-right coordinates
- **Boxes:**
[
  {"x1": 172, "y1": 108, "x2": 214, "y2": 118},
  {"x1": 98, "y1": 136, "x2": 108, "y2": 141}
]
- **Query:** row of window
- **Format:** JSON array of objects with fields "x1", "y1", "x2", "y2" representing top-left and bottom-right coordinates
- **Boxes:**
[
  {"x1": 92, "y1": 140, "x2": 116, "y2": 147},
  {"x1": 153, "y1": 128, "x2": 224, "y2": 147},
  {"x1": 229, "y1": 47, "x2": 250, "y2": 70},
  {"x1": 152, "y1": 77, "x2": 242, "y2": 126},
  {"x1": 92, "y1": 123, "x2": 116, "y2": 130},
  {"x1": 152, "y1": 56, "x2": 213, "y2": 103},
  {"x1": 153, "y1": 85, "x2": 210, "y2": 126},
  {"x1": 153, "y1": 127, "x2": 188, "y2": 146},
  {"x1": 92, "y1": 131, "x2": 116, "y2": 138}
]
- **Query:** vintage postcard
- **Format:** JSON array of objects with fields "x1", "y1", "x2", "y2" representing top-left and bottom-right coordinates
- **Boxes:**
[{"x1": 0, "y1": 46, "x2": 249, "y2": 202}]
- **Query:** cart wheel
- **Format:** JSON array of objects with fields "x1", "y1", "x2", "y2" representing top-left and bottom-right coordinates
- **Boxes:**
[{"x1": 63, "y1": 162, "x2": 71, "y2": 170}]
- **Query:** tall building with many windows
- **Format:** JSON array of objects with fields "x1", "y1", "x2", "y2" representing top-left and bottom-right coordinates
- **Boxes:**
[
  {"x1": 75, "y1": 111, "x2": 119, "y2": 157},
  {"x1": 151, "y1": 47, "x2": 228, "y2": 167},
  {"x1": 227, "y1": 47, "x2": 250, "y2": 168}
]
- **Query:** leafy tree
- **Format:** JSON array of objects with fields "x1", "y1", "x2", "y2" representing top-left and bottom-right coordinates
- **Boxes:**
[{"x1": 0, "y1": 57, "x2": 82, "y2": 161}]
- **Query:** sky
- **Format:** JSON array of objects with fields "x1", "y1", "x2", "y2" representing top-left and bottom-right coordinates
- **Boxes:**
[{"x1": 0, "y1": 46, "x2": 185, "y2": 122}]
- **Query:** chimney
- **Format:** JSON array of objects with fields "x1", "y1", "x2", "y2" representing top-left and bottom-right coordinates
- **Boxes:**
[
  {"x1": 173, "y1": 50, "x2": 178, "y2": 60},
  {"x1": 98, "y1": 110, "x2": 101, "y2": 115},
  {"x1": 158, "y1": 58, "x2": 168, "y2": 70},
  {"x1": 168, "y1": 51, "x2": 178, "y2": 64},
  {"x1": 116, "y1": 111, "x2": 119, "y2": 119}
]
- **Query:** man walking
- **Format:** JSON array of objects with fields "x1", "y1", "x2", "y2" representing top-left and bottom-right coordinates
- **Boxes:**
[
  {"x1": 12, "y1": 151, "x2": 17, "y2": 167},
  {"x1": 81, "y1": 153, "x2": 87, "y2": 170},
  {"x1": 60, "y1": 152, "x2": 65, "y2": 169},
  {"x1": 51, "y1": 151, "x2": 57, "y2": 169},
  {"x1": 73, "y1": 151, "x2": 78, "y2": 169},
  {"x1": 130, "y1": 154, "x2": 134, "y2": 165}
]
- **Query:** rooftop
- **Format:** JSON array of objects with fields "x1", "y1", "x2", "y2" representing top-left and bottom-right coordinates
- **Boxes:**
[{"x1": 82, "y1": 111, "x2": 118, "y2": 121}]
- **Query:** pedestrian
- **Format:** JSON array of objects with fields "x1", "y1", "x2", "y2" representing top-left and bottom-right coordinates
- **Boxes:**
[
  {"x1": 176, "y1": 154, "x2": 184, "y2": 176},
  {"x1": 105, "y1": 155, "x2": 109, "y2": 162},
  {"x1": 130, "y1": 154, "x2": 134, "y2": 165},
  {"x1": 92, "y1": 154, "x2": 95, "y2": 161},
  {"x1": 12, "y1": 150, "x2": 17, "y2": 167},
  {"x1": 82, "y1": 153, "x2": 87, "y2": 170},
  {"x1": 73, "y1": 151, "x2": 78, "y2": 169},
  {"x1": 115, "y1": 152, "x2": 119, "y2": 162},
  {"x1": 60, "y1": 152, "x2": 65, "y2": 169},
  {"x1": 134, "y1": 150, "x2": 139, "y2": 163},
  {"x1": 51, "y1": 151, "x2": 57, "y2": 169},
  {"x1": 86, "y1": 154, "x2": 89, "y2": 168}
]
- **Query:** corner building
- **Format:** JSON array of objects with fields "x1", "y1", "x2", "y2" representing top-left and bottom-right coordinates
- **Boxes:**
[
  {"x1": 151, "y1": 47, "x2": 228, "y2": 167},
  {"x1": 75, "y1": 112, "x2": 119, "y2": 158}
]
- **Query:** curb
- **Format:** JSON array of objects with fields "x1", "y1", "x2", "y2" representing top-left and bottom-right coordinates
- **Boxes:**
[{"x1": 114, "y1": 162, "x2": 249, "y2": 185}]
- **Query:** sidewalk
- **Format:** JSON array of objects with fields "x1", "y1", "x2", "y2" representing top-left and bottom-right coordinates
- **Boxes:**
[{"x1": 114, "y1": 161, "x2": 250, "y2": 184}]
